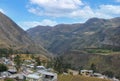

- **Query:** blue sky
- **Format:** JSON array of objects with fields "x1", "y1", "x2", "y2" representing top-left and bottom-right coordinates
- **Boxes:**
[{"x1": 0, "y1": 0, "x2": 120, "y2": 30}]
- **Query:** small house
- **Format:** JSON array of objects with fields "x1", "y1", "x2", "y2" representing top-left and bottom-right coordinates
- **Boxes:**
[
  {"x1": 93, "y1": 73, "x2": 106, "y2": 79},
  {"x1": 37, "y1": 70, "x2": 57, "y2": 81},
  {"x1": 26, "y1": 74, "x2": 41, "y2": 81},
  {"x1": 81, "y1": 70, "x2": 93, "y2": 77},
  {"x1": 8, "y1": 67, "x2": 17, "y2": 74},
  {"x1": 36, "y1": 66, "x2": 46, "y2": 70},
  {"x1": 68, "y1": 69, "x2": 79, "y2": 75}
]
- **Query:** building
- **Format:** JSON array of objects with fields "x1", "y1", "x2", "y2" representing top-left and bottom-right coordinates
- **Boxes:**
[
  {"x1": 93, "y1": 73, "x2": 106, "y2": 79},
  {"x1": 68, "y1": 69, "x2": 79, "y2": 75},
  {"x1": 81, "y1": 70, "x2": 93, "y2": 77},
  {"x1": 26, "y1": 74, "x2": 41, "y2": 81},
  {"x1": 26, "y1": 71, "x2": 57, "y2": 81},
  {"x1": 37, "y1": 70, "x2": 57, "y2": 81}
]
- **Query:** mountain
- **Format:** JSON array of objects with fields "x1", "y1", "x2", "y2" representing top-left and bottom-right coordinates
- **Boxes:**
[
  {"x1": 0, "y1": 12, "x2": 48, "y2": 54},
  {"x1": 27, "y1": 17, "x2": 120, "y2": 54},
  {"x1": 27, "y1": 17, "x2": 120, "y2": 79}
]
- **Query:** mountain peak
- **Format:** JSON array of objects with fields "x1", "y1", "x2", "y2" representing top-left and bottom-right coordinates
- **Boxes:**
[{"x1": 85, "y1": 17, "x2": 106, "y2": 24}]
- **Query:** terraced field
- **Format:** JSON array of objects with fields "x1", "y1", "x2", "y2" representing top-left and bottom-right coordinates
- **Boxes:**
[{"x1": 58, "y1": 75, "x2": 111, "y2": 81}]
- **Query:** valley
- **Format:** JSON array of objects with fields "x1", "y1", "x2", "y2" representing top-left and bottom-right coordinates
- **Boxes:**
[{"x1": 0, "y1": 12, "x2": 120, "y2": 81}]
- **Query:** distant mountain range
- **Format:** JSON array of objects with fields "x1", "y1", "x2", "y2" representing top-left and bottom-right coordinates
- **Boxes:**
[
  {"x1": 27, "y1": 17, "x2": 120, "y2": 54},
  {"x1": 0, "y1": 12, "x2": 48, "y2": 54},
  {"x1": 27, "y1": 18, "x2": 120, "y2": 79}
]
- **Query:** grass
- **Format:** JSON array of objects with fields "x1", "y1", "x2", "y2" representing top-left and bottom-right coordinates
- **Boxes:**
[
  {"x1": 58, "y1": 75, "x2": 111, "y2": 81},
  {"x1": 83, "y1": 48, "x2": 120, "y2": 55},
  {"x1": 85, "y1": 49, "x2": 112, "y2": 54}
]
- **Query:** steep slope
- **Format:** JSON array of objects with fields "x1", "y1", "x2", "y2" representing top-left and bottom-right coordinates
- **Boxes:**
[
  {"x1": 27, "y1": 17, "x2": 120, "y2": 54},
  {"x1": 0, "y1": 12, "x2": 48, "y2": 54},
  {"x1": 27, "y1": 24, "x2": 82, "y2": 54}
]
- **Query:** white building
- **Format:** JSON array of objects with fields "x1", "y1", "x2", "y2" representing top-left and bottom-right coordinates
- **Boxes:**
[
  {"x1": 93, "y1": 73, "x2": 106, "y2": 79},
  {"x1": 81, "y1": 70, "x2": 93, "y2": 77},
  {"x1": 26, "y1": 74, "x2": 41, "y2": 81},
  {"x1": 38, "y1": 70, "x2": 57, "y2": 81},
  {"x1": 26, "y1": 70, "x2": 57, "y2": 81}
]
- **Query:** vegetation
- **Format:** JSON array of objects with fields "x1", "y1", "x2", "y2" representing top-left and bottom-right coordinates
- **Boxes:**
[
  {"x1": 84, "y1": 48, "x2": 113, "y2": 54},
  {"x1": 58, "y1": 75, "x2": 111, "y2": 81},
  {"x1": 62, "y1": 51, "x2": 120, "y2": 79},
  {"x1": 35, "y1": 57, "x2": 41, "y2": 66},
  {"x1": 14, "y1": 55, "x2": 22, "y2": 71},
  {"x1": 0, "y1": 48, "x2": 14, "y2": 57},
  {"x1": 0, "y1": 63, "x2": 8, "y2": 72},
  {"x1": 53, "y1": 56, "x2": 71, "y2": 73},
  {"x1": 89, "y1": 63, "x2": 97, "y2": 73},
  {"x1": 102, "y1": 71, "x2": 114, "y2": 78},
  {"x1": 4, "y1": 78, "x2": 15, "y2": 81}
]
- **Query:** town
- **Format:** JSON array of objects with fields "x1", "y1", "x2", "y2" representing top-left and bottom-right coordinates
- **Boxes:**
[
  {"x1": 0, "y1": 54, "x2": 57, "y2": 81},
  {"x1": 0, "y1": 54, "x2": 119, "y2": 81}
]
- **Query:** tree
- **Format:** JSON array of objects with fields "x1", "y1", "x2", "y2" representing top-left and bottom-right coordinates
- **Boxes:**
[
  {"x1": 46, "y1": 60, "x2": 53, "y2": 68},
  {"x1": 79, "y1": 66, "x2": 83, "y2": 74},
  {"x1": 14, "y1": 55, "x2": 22, "y2": 71},
  {"x1": 35, "y1": 57, "x2": 41, "y2": 66},
  {"x1": 53, "y1": 56, "x2": 71, "y2": 73},
  {"x1": 90, "y1": 63, "x2": 97, "y2": 73},
  {"x1": 0, "y1": 63, "x2": 8, "y2": 72},
  {"x1": 31, "y1": 54, "x2": 35, "y2": 59},
  {"x1": 0, "y1": 48, "x2": 9, "y2": 57},
  {"x1": 53, "y1": 57, "x2": 63, "y2": 73}
]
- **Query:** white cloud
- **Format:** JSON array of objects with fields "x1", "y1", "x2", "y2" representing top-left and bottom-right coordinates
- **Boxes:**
[
  {"x1": 27, "y1": 0, "x2": 120, "y2": 20},
  {"x1": 0, "y1": 8, "x2": 5, "y2": 14},
  {"x1": 28, "y1": 0, "x2": 84, "y2": 17},
  {"x1": 115, "y1": 0, "x2": 120, "y2": 2},
  {"x1": 29, "y1": 0, "x2": 83, "y2": 10},
  {"x1": 18, "y1": 19, "x2": 57, "y2": 30},
  {"x1": 98, "y1": 5, "x2": 120, "y2": 15},
  {"x1": 69, "y1": 6, "x2": 94, "y2": 19}
]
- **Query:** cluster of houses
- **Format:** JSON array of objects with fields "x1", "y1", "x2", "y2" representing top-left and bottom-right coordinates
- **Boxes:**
[
  {"x1": 0, "y1": 56, "x2": 57, "y2": 81},
  {"x1": 68, "y1": 69, "x2": 119, "y2": 81},
  {"x1": 0, "y1": 55, "x2": 119, "y2": 81}
]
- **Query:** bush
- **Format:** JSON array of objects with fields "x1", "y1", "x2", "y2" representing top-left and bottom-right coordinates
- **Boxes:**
[
  {"x1": 4, "y1": 78, "x2": 15, "y2": 81},
  {"x1": 102, "y1": 71, "x2": 114, "y2": 78},
  {"x1": 0, "y1": 63, "x2": 8, "y2": 72}
]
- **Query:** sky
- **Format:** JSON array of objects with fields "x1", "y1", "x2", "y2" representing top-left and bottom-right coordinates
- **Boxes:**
[{"x1": 0, "y1": 0, "x2": 120, "y2": 30}]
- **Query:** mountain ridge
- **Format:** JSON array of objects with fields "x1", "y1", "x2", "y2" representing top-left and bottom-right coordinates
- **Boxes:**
[
  {"x1": 0, "y1": 12, "x2": 48, "y2": 55},
  {"x1": 27, "y1": 17, "x2": 120, "y2": 54}
]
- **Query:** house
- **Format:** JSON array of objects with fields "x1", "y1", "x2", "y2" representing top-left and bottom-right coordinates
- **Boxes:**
[
  {"x1": 93, "y1": 73, "x2": 106, "y2": 79},
  {"x1": 36, "y1": 66, "x2": 46, "y2": 70},
  {"x1": 26, "y1": 74, "x2": 41, "y2": 81},
  {"x1": 81, "y1": 70, "x2": 93, "y2": 77},
  {"x1": 112, "y1": 77, "x2": 119, "y2": 81},
  {"x1": 0, "y1": 71, "x2": 11, "y2": 78},
  {"x1": 37, "y1": 70, "x2": 57, "y2": 81},
  {"x1": 68, "y1": 69, "x2": 79, "y2": 75},
  {"x1": 26, "y1": 71, "x2": 57, "y2": 81},
  {"x1": 8, "y1": 67, "x2": 17, "y2": 74},
  {"x1": 9, "y1": 73, "x2": 26, "y2": 81}
]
